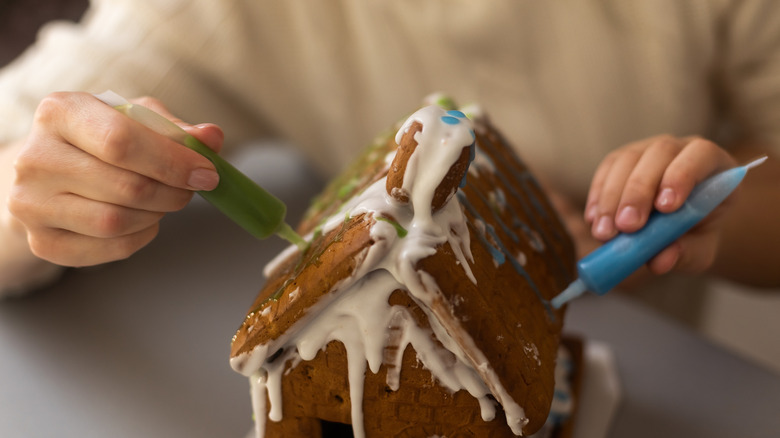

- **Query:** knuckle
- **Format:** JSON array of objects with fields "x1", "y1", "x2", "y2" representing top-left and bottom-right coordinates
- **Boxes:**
[
  {"x1": 94, "y1": 205, "x2": 128, "y2": 237},
  {"x1": 98, "y1": 122, "x2": 133, "y2": 164},
  {"x1": 623, "y1": 176, "x2": 657, "y2": 200},
  {"x1": 27, "y1": 230, "x2": 62, "y2": 264},
  {"x1": 12, "y1": 149, "x2": 34, "y2": 175},
  {"x1": 33, "y1": 93, "x2": 68, "y2": 125},
  {"x1": 6, "y1": 192, "x2": 25, "y2": 220},
  {"x1": 6, "y1": 187, "x2": 36, "y2": 222},
  {"x1": 26, "y1": 235, "x2": 48, "y2": 260},
  {"x1": 649, "y1": 136, "x2": 683, "y2": 154},
  {"x1": 114, "y1": 174, "x2": 192, "y2": 211},
  {"x1": 601, "y1": 149, "x2": 620, "y2": 164},
  {"x1": 686, "y1": 137, "x2": 719, "y2": 154},
  {"x1": 115, "y1": 173, "x2": 155, "y2": 204},
  {"x1": 623, "y1": 148, "x2": 642, "y2": 161}
]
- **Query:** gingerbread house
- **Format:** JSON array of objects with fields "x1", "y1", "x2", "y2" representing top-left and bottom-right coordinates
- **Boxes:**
[{"x1": 230, "y1": 98, "x2": 577, "y2": 437}]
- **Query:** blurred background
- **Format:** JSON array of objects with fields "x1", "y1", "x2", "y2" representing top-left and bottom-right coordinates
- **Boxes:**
[
  {"x1": 0, "y1": 0, "x2": 88, "y2": 67},
  {"x1": 1, "y1": 0, "x2": 778, "y2": 376}
]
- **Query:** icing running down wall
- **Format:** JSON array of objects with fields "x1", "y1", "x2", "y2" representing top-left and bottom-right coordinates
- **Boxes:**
[{"x1": 230, "y1": 104, "x2": 572, "y2": 437}]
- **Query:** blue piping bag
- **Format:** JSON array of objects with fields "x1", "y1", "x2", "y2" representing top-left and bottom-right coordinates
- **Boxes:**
[{"x1": 551, "y1": 156, "x2": 768, "y2": 308}]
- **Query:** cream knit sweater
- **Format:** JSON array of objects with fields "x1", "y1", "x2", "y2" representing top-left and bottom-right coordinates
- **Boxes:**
[{"x1": 1, "y1": 0, "x2": 779, "y2": 294}]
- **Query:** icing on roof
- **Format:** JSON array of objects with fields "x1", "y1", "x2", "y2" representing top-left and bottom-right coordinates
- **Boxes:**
[{"x1": 230, "y1": 102, "x2": 574, "y2": 437}]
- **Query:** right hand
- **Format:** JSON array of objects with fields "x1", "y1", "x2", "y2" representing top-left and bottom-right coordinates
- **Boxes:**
[{"x1": 7, "y1": 92, "x2": 224, "y2": 267}]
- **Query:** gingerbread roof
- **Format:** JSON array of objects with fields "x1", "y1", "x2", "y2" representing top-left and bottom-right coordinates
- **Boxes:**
[{"x1": 230, "y1": 99, "x2": 576, "y2": 437}]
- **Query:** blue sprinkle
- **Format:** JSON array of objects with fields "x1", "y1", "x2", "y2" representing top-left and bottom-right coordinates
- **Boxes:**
[
  {"x1": 441, "y1": 116, "x2": 460, "y2": 125},
  {"x1": 446, "y1": 110, "x2": 466, "y2": 118}
]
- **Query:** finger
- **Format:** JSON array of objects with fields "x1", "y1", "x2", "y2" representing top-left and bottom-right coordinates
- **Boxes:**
[
  {"x1": 614, "y1": 137, "x2": 682, "y2": 232},
  {"x1": 584, "y1": 153, "x2": 616, "y2": 223},
  {"x1": 38, "y1": 193, "x2": 165, "y2": 239},
  {"x1": 35, "y1": 92, "x2": 219, "y2": 191},
  {"x1": 26, "y1": 225, "x2": 160, "y2": 267},
  {"x1": 16, "y1": 139, "x2": 194, "y2": 213},
  {"x1": 647, "y1": 226, "x2": 720, "y2": 275},
  {"x1": 184, "y1": 123, "x2": 225, "y2": 153},
  {"x1": 74, "y1": 166, "x2": 195, "y2": 213},
  {"x1": 130, "y1": 96, "x2": 225, "y2": 153},
  {"x1": 9, "y1": 183, "x2": 165, "y2": 239},
  {"x1": 591, "y1": 146, "x2": 646, "y2": 240},
  {"x1": 646, "y1": 242, "x2": 682, "y2": 275},
  {"x1": 655, "y1": 138, "x2": 737, "y2": 213}
]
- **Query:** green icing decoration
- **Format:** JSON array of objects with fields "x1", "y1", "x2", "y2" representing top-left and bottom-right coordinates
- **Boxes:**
[
  {"x1": 375, "y1": 216, "x2": 408, "y2": 238},
  {"x1": 433, "y1": 95, "x2": 457, "y2": 110}
]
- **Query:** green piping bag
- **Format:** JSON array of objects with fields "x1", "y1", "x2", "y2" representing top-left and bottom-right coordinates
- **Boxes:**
[{"x1": 93, "y1": 90, "x2": 306, "y2": 250}]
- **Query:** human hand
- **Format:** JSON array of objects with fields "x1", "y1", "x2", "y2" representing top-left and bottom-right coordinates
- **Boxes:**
[
  {"x1": 7, "y1": 92, "x2": 224, "y2": 267},
  {"x1": 583, "y1": 135, "x2": 737, "y2": 276}
]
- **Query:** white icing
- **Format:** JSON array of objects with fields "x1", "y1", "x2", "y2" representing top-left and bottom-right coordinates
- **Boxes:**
[
  {"x1": 395, "y1": 106, "x2": 476, "y2": 234},
  {"x1": 249, "y1": 371, "x2": 268, "y2": 438},
  {"x1": 516, "y1": 251, "x2": 528, "y2": 267},
  {"x1": 233, "y1": 105, "x2": 533, "y2": 437},
  {"x1": 524, "y1": 343, "x2": 542, "y2": 367}
]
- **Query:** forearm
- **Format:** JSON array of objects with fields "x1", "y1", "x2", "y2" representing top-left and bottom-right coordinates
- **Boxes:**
[
  {"x1": 0, "y1": 140, "x2": 64, "y2": 297},
  {"x1": 710, "y1": 147, "x2": 780, "y2": 287}
]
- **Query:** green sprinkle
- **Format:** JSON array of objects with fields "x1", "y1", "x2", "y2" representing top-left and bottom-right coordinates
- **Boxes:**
[{"x1": 375, "y1": 216, "x2": 408, "y2": 238}]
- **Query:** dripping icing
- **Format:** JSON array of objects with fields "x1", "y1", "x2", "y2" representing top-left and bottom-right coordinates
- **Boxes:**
[{"x1": 233, "y1": 105, "x2": 560, "y2": 437}]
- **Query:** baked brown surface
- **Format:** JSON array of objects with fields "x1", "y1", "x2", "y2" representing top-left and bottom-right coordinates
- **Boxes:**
[{"x1": 231, "y1": 102, "x2": 577, "y2": 437}]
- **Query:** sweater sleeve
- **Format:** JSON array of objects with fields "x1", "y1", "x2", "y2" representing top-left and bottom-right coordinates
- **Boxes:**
[{"x1": 717, "y1": 0, "x2": 780, "y2": 153}]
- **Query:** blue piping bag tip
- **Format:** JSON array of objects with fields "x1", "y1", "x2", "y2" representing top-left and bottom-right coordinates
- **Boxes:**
[
  {"x1": 746, "y1": 155, "x2": 768, "y2": 170},
  {"x1": 551, "y1": 278, "x2": 588, "y2": 309}
]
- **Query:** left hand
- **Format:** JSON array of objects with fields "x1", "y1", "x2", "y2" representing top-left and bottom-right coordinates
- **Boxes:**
[{"x1": 583, "y1": 135, "x2": 737, "y2": 276}]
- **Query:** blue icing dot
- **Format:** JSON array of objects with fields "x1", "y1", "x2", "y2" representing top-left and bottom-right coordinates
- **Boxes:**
[
  {"x1": 446, "y1": 110, "x2": 467, "y2": 118},
  {"x1": 441, "y1": 116, "x2": 460, "y2": 125}
]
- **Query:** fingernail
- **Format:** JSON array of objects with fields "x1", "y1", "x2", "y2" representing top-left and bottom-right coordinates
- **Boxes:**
[
  {"x1": 594, "y1": 215, "x2": 614, "y2": 239},
  {"x1": 617, "y1": 206, "x2": 640, "y2": 228},
  {"x1": 657, "y1": 188, "x2": 676, "y2": 208},
  {"x1": 188, "y1": 168, "x2": 219, "y2": 191}
]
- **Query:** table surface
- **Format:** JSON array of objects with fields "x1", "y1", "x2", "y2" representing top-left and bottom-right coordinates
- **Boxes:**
[{"x1": 1, "y1": 147, "x2": 779, "y2": 438}]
